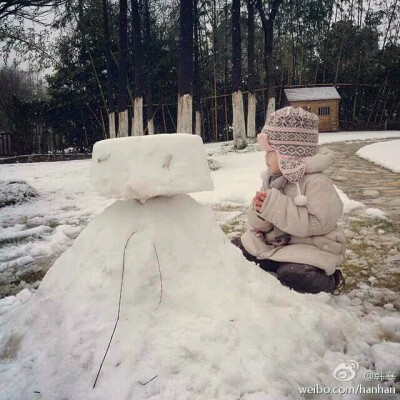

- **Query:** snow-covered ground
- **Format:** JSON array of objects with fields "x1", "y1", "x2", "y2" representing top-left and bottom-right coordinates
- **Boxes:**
[
  {"x1": 319, "y1": 130, "x2": 400, "y2": 145},
  {"x1": 0, "y1": 161, "x2": 113, "y2": 297},
  {"x1": 3, "y1": 133, "x2": 399, "y2": 298},
  {"x1": 1, "y1": 131, "x2": 400, "y2": 399},
  {"x1": 0, "y1": 194, "x2": 394, "y2": 400},
  {"x1": 356, "y1": 139, "x2": 400, "y2": 173}
]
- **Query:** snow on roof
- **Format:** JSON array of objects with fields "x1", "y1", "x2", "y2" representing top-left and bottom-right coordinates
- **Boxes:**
[{"x1": 284, "y1": 87, "x2": 341, "y2": 101}]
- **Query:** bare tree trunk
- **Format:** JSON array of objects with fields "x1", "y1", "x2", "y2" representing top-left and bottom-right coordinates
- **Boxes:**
[
  {"x1": 352, "y1": 52, "x2": 362, "y2": 122},
  {"x1": 374, "y1": 80, "x2": 389, "y2": 125},
  {"x1": 367, "y1": 74, "x2": 389, "y2": 127},
  {"x1": 78, "y1": 0, "x2": 108, "y2": 139},
  {"x1": 256, "y1": 0, "x2": 282, "y2": 120},
  {"x1": 224, "y1": 0, "x2": 229, "y2": 140},
  {"x1": 194, "y1": 0, "x2": 201, "y2": 136},
  {"x1": 314, "y1": 59, "x2": 319, "y2": 84},
  {"x1": 232, "y1": 0, "x2": 247, "y2": 149},
  {"x1": 246, "y1": 0, "x2": 256, "y2": 138},
  {"x1": 379, "y1": 88, "x2": 390, "y2": 125},
  {"x1": 382, "y1": 0, "x2": 398, "y2": 51},
  {"x1": 100, "y1": 108, "x2": 107, "y2": 139},
  {"x1": 363, "y1": 0, "x2": 372, "y2": 29},
  {"x1": 357, "y1": 0, "x2": 363, "y2": 26},
  {"x1": 349, "y1": 0, "x2": 354, "y2": 22},
  {"x1": 101, "y1": 0, "x2": 116, "y2": 138},
  {"x1": 334, "y1": 36, "x2": 345, "y2": 86},
  {"x1": 212, "y1": 0, "x2": 218, "y2": 140},
  {"x1": 118, "y1": 0, "x2": 129, "y2": 137},
  {"x1": 177, "y1": 0, "x2": 193, "y2": 134},
  {"x1": 143, "y1": 0, "x2": 154, "y2": 135},
  {"x1": 131, "y1": 0, "x2": 144, "y2": 135},
  {"x1": 389, "y1": 93, "x2": 398, "y2": 119},
  {"x1": 289, "y1": 0, "x2": 295, "y2": 85}
]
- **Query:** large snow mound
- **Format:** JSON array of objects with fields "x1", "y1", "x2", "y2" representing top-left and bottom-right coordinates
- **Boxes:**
[
  {"x1": 0, "y1": 194, "x2": 381, "y2": 400},
  {"x1": 91, "y1": 134, "x2": 214, "y2": 201},
  {"x1": 356, "y1": 140, "x2": 400, "y2": 173}
]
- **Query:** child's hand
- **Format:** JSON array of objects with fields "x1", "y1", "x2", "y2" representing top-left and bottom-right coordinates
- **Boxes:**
[{"x1": 253, "y1": 191, "x2": 267, "y2": 211}]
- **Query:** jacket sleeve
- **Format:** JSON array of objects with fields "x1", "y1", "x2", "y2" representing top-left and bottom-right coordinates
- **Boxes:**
[
  {"x1": 256, "y1": 176, "x2": 344, "y2": 238},
  {"x1": 247, "y1": 203, "x2": 274, "y2": 232}
]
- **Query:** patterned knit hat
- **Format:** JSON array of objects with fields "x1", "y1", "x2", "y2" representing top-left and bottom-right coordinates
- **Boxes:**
[{"x1": 257, "y1": 106, "x2": 320, "y2": 206}]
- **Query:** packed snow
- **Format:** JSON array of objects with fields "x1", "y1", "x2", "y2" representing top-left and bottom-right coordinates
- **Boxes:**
[
  {"x1": 92, "y1": 135, "x2": 214, "y2": 201},
  {"x1": 0, "y1": 131, "x2": 399, "y2": 399},
  {"x1": 356, "y1": 140, "x2": 400, "y2": 173}
]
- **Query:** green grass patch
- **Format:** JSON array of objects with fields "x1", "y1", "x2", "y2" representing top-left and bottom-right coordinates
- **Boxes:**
[
  {"x1": 349, "y1": 217, "x2": 398, "y2": 235},
  {"x1": 221, "y1": 219, "x2": 246, "y2": 235},
  {"x1": 49, "y1": 220, "x2": 59, "y2": 229}
]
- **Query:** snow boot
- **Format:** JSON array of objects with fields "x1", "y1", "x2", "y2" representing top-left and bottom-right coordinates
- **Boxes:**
[{"x1": 332, "y1": 269, "x2": 345, "y2": 296}]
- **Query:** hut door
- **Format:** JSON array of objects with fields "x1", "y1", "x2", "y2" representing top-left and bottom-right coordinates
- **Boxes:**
[{"x1": 318, "y1": 106, "x2": 332, "y2": 131}]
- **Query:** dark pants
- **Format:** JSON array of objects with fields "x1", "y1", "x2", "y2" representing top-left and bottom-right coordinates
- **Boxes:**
[{"x1": 231, "y1": 237, "x2": 335, "y2": 294}]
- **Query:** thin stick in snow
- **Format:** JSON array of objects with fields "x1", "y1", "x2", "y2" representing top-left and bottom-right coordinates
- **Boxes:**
[
  {"x1": 92, "y1": 230, "x2": 137, "y2": 389},
  {"x1": 138, "y1": 374, "x2": 158, "y2": 385},
  {"x1": 153, "y1": 243, "x2": 163, "y2": 309}
]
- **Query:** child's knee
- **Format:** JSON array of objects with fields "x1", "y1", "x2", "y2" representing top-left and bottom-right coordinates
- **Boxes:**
[{"x1": 277, "y1": 263, "x2": 335, "y2": 294}]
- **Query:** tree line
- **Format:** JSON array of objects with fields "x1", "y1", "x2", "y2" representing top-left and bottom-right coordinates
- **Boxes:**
[{"x1": 0, "y1": 0, "x2": 399, "y2": 154}]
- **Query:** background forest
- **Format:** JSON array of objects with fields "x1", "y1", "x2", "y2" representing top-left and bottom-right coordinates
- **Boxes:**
[{"x1": 0, "y1": 0, "x2": 399, "y2": 155}]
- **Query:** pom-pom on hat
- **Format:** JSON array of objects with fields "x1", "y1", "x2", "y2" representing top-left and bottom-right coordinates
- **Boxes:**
[{"x1": 257, "y1": 106, "x2": 320, "y2": 206}]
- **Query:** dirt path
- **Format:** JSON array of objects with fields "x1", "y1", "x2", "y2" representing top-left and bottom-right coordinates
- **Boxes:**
[{"x1": 323, "y1": 138, "x2": 400, "y2": 227}]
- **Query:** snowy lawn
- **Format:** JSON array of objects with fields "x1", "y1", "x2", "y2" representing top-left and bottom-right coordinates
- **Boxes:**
[
  {"x1": 356, "y1": 139, "x2": 400, "y2": 173},
  {"x1": 0, "y1": 131, "x2": 400, "y2": 399},
  {"x1": 0, "y1": 131, "x2": 400, "y2": 300}
]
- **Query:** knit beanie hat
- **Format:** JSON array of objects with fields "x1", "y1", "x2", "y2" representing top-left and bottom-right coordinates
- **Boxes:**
[{"x1": 257, "y1": 106, "x2": 319, "y2": 206}]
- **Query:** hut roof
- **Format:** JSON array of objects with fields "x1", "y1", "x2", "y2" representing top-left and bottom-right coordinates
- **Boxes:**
[{"x1": 284, "y1": 87, "x2": 341, "y2": 101}]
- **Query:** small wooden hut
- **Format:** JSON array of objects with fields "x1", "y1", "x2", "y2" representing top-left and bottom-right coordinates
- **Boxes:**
[{"x1": 282, "y1": 87, "x2": 341, "y2": 132}]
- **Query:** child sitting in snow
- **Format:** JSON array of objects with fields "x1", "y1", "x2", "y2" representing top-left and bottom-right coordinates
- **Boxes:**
[{"x1": 232, "y1": 106, "x2": 346, "y2": 295}]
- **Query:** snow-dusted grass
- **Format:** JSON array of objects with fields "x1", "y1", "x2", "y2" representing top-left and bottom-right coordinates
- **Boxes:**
[{"x1": 356, "y1": 139, "x2": 400, "y2": 173}]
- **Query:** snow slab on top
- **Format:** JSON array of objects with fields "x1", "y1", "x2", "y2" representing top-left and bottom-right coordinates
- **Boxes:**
[
  {"x1": 284, "y1": 86, "x2": 341, "y2": 101},
  {"x1": 91, "y1": 134, "x2": 214, "y2": 201},
  {"x1": 0, "y1": 194, "x2": 386, "y2": 400},
  {"x1": 356, "y1": 140, "x2": 400, "y2": 173}
]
